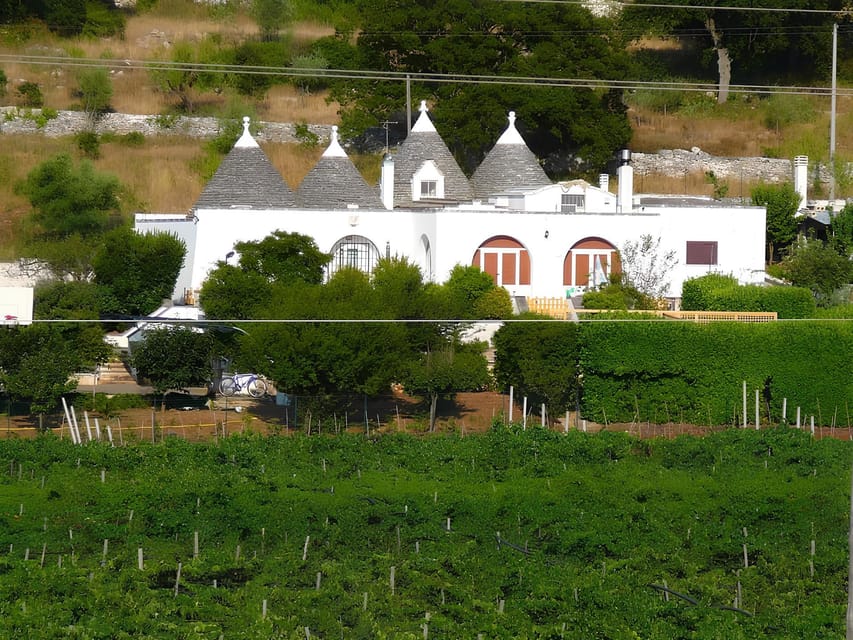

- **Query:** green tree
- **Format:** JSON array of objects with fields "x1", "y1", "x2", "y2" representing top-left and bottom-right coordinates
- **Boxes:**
[
  {"x1": 778, "y1": 238, "x2": 853, "y2": 306},
  {"x1": 622, "y1": 0, "x2": 842, "y2": 103},
  {"x1": 493, "y1": 318, "x2": 581, "y2": 416},
  {"x1": 402, "y1": 344, "x2": 491, "y2": 432},
  {"x1": 751, "y1": 182, "x2": 800, "y2": 263},
  {"x1": 0, "y1": 323, "x2": 108, "y2": 424},
  {"x1": 131, "y1": 327, "x2": 215, "y2": 396},
  {"x1": 16, "y1": 153, "x2": 124, "y2": 240},
  {"x1": 93, "y1": 227, "x2": 186, "y2": 317},
  {"x1": 199, "y1": 231, "x2": 329, "y2": 320},
  {"x1": 235, "y1": 230, "x2": 330, "y2": 285},
  {"x1": 335, "y1": 0, "x2": 632, "y2": 174},
  {"x1": 439, "y1": 264, "x2": 509, "y2": 320},
  {"x1": 149, "y1": 39, "x2": 223, "y2": 113},
  {"x1": 830, "y1": 204, "x2": 853, "y2": 259},
  {"x1": 76, "y1": 67, "x2": 113, "y2": 121},
  {"x1": 251, "y1": 0, "x2": 291, "y2": 41}
]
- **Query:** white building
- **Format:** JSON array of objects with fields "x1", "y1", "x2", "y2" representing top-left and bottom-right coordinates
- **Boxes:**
[{"x1": 135, "y1": 103, "x2": 767, "y2": 306}]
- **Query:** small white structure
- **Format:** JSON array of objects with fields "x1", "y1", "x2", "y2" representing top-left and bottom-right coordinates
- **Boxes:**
[
  {"x1": 0, "y1": 287, "x2": 34, "y2": 325},
  {"x1": 136, "y1": 106, "x2": 768, "y2": 305}
]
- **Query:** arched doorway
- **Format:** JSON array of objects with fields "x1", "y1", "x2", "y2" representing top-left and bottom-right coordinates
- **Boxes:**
[
  {"x1": 472, "y1": 236, "x2": 530, "y2": 287},
  {"x1": 563, "y1": 237, "x2": 619, "y2": 292},
  {"x1": 327, "y1": 235, "x2": 381, "y2": 280}
]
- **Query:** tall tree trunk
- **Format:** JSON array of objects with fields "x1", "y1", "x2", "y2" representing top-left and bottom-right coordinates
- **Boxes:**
[
  {"x1": 429, "y1": 393, "x2": 438, "y2": 433},
  {"x1": 705, "y1": 17, "x2": 731, "y2": 104}
]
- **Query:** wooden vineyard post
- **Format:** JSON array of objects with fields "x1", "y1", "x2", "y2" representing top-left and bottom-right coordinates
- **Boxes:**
[
  {"x1": 302, "y1": 536, "x2": 310, "y2": 562},
  {"x1": 138, "y1": 548, "x2": 144, "y2": 571},
  {"x1": 194, "y1": 531, "x2": 199, "y2": 561},
  {"x1": 390, "y1": 566, "x2": 396, "y2": 595},
  {"x1": 174, "y1": 562, "x2": 182, "y2": 597}
]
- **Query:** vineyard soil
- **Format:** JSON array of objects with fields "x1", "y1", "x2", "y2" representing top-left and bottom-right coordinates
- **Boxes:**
[{"x1": 3, "y1": 391, "x2": 851, "y2": 441}]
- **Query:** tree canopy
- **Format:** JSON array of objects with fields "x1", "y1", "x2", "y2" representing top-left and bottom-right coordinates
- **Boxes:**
[
  {"x1": 621, "y1": 0, "x2": 845, "y2": 102},
  {"x1": 130, "y1": 327, "x2": 215, "y2": 396},
  {"x1": 331, "y1": 0, "x2": 633, "y2": 175},
  {"x1": 751, "y1": 183, "x2": 801, "y2": 263},
  {"x1": 198, "y1": 231, "x2": 509, "y2": 406},
  {"x1": 16, "y1": 153, "x2": 124, "y2": 240},
  {"x1": 93, "y1": 228, "x2": 186, "y2": 317}
]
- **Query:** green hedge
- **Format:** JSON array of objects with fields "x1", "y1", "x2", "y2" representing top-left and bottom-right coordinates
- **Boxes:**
[
  {"x1": 681, "y1": 274, "x2": 816, "y2": 318},
  {"x1": 578, "y1": 321, "x2": 853, "y2": 425}
]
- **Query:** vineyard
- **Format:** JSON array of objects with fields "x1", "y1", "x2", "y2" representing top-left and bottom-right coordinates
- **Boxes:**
[{"x1": 0, "y1": 426, "x2": 850, "y2": 639}]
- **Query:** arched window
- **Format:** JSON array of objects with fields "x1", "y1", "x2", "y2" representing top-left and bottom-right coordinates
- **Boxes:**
[
  {"x1": 563, "y1": 237, "x2": 619, "y2": 291},
  {"x1": 327, "y1": 235, "x2": 381, "y2": 280},
  {"x1": 472, "y1": 236, "x2": 530, "y2": 286}
]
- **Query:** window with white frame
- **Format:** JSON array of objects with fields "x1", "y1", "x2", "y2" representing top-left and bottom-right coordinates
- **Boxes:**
[{"x1": 411, "y1": 160, "x2": 444, "y2": 201}]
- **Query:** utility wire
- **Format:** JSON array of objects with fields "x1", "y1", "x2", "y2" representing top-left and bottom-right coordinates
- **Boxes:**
[
  {"x1": 497, "y1": 0, "x2": 853, "y2": 14},
  {"x1": 2, "y1": 53, "x2": 851, "y2": 96}
]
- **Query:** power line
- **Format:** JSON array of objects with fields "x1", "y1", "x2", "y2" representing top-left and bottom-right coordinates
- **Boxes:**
[
  {"x1": 497, "y1": 0, "x2": 853, "y2": 14},
  {"x1": 2, "y1": 53, "x2": 850, "y2": 97}
]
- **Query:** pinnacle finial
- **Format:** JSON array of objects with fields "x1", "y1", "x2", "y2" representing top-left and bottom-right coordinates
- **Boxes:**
[
  {"x1": 331, "y1": 125, "x2": 339, "y2": 144},
  {"x1": 419, "y1": 100, "x2": 428, "y2": 113},
  {"x1": 508, "y1": 111, "x2": 516, "y2": 127},
  {"x1": 242, "y1": 116, "x2": 250, "y2": 134}
]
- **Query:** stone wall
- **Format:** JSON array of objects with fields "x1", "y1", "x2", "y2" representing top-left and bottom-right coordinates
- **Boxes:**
[
  {"x1": 632, "y1": 148, "x2": 794, "y2": 185},
  {"x1": 0, "y1": 107, "x2": 332, "y2": 144},
  {"x1": 0, "y1": 107, "x2": 824, "y2": 187}
]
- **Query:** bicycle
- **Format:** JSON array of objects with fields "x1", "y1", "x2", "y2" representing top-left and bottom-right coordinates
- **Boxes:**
[{"x1": 219, "y1": 372, "x2": 267, "y2": 398}]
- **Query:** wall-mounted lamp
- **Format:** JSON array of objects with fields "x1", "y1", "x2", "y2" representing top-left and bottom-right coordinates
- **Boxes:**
[{"x1": 544, "y1": 230, "x2": 550, "y2": 239}]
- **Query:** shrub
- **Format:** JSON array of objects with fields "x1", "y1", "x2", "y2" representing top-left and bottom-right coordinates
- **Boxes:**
[
  {"x1": 0, "y1": 68, "x2": 6, "y2": 97},
  {"x1": 17, "y1": 81, "x2": 43, "y2": 107},
  {"x1": 83, "y1": 0, "x2": 126, "y2": 38},
  {"x1": 120, "y1": 131, "x2": 145, "y2": 147},
  {"x1": 75, "y1": 131, "x2": 101, "y2": 159},
  {"x1": 681, "y1": 274, "x2": 815, "y2": 318},
  {"x1": 294, "y1": 121, "x2": 319, "y2": 149}
]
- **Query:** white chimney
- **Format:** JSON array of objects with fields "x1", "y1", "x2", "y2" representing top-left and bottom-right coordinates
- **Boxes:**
[
  {"x1": 616, "y1": 149, "x2": 633, "y2": 213},
  {"x1": 380, "y1": 153, "x2": 394, "y2": 210},
  {"x1": 793, "y1": 155, "x2": 808, "y2": 210},
  {"x1": 598, "y1": 174, "x2": 610, "y2": 191}
]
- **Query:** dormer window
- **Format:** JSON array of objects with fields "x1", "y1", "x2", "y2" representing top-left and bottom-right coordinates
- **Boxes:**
[{"x1": 412, "y1": 160, "x2": 444, "y2": 201}]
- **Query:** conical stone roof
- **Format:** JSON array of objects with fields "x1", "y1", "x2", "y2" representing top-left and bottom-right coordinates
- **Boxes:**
[
  {"x1": 393, "y1": 101, "x2": 472, "y2": 207},
  {"x1": 472, "y1": 111, "x2": 550, "y2": 199},
  {"x1": 192, "y1": 117, "x2": 294, "y2": 211},
  {"x1": 296, "y1": 126, "x2": 383, "y2": 209}
]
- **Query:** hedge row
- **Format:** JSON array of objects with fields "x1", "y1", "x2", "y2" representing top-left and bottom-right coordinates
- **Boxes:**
[
  {"x1": 493, "y1": 318, "x2": 853, "y2": 426},
  {"x1": 681, "y1": 274, "x2": 816, "y2": 319},
  {"x1": 578, "y1": 321, "x2": 853, "y2": 425}
]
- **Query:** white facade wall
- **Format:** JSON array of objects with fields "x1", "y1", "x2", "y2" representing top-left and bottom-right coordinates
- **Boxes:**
[{"x1": 137, "y1": 194, "x2": 766, "y2": 304}]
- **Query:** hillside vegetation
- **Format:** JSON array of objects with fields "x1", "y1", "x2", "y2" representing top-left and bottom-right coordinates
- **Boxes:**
[{"x1": 0, "y1": 427, "x2": 850, "y2": 638}]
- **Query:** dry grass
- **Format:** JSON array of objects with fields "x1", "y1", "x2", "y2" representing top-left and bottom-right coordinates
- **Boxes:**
[
  {"x1": 629, "y1": 107, "x2": 782, "y2": 157},
  {"x1": 257, "y1": 85, "x2": 340, "y2": 123},
  {"x1": 262, "y1": 142, "x2": 325, "y2": 189},
  {"x1": 631, "y1": 171, "x2": 764, "y2": 201}
]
